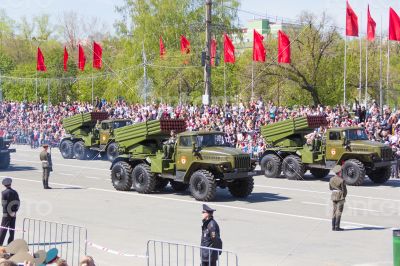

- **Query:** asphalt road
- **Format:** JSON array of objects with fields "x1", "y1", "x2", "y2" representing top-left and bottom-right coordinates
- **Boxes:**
[{"x1": 1, "y1": 145, "x2": 398, "y2": 266}]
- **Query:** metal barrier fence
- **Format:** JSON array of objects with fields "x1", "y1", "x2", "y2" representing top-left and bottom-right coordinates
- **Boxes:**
[
  {"x1": 22, "y1": 218, "x2": 88, "y2": 266},
  {"x1": 146, "y1": 240, "x2": 238, "y2": 266}
]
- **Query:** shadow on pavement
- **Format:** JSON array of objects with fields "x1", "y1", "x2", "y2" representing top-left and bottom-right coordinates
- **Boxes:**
[{"x1": 2, "y1": 165, "x2": 37, "y2": 171}]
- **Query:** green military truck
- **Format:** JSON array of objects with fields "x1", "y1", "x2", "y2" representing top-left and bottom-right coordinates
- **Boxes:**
[
  {"x1": 110, "y1": 119, "x2": 256, "y2": 201},
  {"x1": 0, "y1": 137, "x2": 15, "y2": 169},
  {"x1": 60, "y1": 112, "x2": 132, "y2": 161},
  {"x1": 259, "y1": 116, "x2": 394, "y2": 186}
]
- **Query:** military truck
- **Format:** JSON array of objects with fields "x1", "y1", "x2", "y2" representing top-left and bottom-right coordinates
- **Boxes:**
[
  {"x1": 0, "y1": 137, "x2": 15, "y2": 169},
  {"x1": 60, "y1": 112, "x2": 132, "y2": 161},
  {"x1": 110, "y1": 119, "x2": 256, "y2": 201},
  {"x1": 259, "y1": 115, "x2": 394, "y2": 186}
]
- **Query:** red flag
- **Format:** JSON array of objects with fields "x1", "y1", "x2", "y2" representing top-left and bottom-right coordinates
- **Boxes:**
[
  {"x1": 367, "y1": 5, "x2": 376, "y2": 41},
  {"x1": 253, "y1": 30, "x2": 265, "y2": 62},
  {"x1": 36, "y1": 47, "x2": 46, "y2": 72},
  {"x1": 346, "y1": 1, "x2": 359, "y2": 36},
  {"x1": 211, "y1": 39, "x2": 217, "y2": 66},
  {"x1": 389, "y1": 7, "x2": 400, "y2": 41},
  {"x1": 180, "y1": 35, "x2": 190, "y2": 54},
  {"x1": 63, "y1": 47, "x2": 68, "y2": 72},
  {"x1": 223, "y1": 34, "x2": 235, "y2": 64},
  {"x1": 93, "y1": 42, "x2": 102, "y2": 69},
  {"x1": 160, "y1": 36, "x2": 166, "y2": 58},
  {"x1": 78, "y1": 44, "x2": 86, "y2": 71},
  {"x1": 278, "y1": 30, "x2": 291, "y2": 64}
]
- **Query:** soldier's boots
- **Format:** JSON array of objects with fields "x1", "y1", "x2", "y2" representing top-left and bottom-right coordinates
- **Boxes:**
[
  {"x1": 334, "y1": 217, "x2": 344, "y2": 231},
  {"x1": 332, "y1": 218, "x2": 336, "y2": 231},
  {"x1": 43, "y1": 179, "x2": 52, "y2": 190}
]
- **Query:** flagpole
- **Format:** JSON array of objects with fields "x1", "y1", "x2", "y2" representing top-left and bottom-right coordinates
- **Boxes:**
[
  {"x1": 379, "y1": 15, "x2": 383, "y2": 113},
  {"x1": 224, "y1": 62, "x2": 227, "y2": 105},
  {"x1": 91, "y1": 72, "x2": 94, "y2": 106},
  {"x1": 47, "y1": 78, "x2": 50, "y2": 107},
  {"x1": 358, "y1": 13, "x2": 362, "y2": 104},
  {"x1": 386, "y1": 37, "x2": 390, "y2": 109},
  {"x1": 35, "y1": 72, "x2": 38, "y2": 102},
  {"x1": 343, "y1": 35, "x2": 347, "y2": 106},
  {"x1": 365, "y1": 37, "x2": 368, "y2": 107},
  {"x1": 251, "y1": 60, "x2": 254, "y2": 100}
]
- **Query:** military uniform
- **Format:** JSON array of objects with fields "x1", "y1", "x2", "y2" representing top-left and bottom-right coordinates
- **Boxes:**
[
  {"x1": 0, "y1": 178, "x2": 20, "y2": 245},
  {"x1": 163, "y1": 132, "x2": 177, "y2": 159},
  {"x1": 40, "y1": 145, "x2": 53, "y2": 189},
  {"x1": 201, "y1": 205, "x2": 222, "y2": 266},
  {"x1": 329, "y1": 165, "x2": 347, "y2": 231}
]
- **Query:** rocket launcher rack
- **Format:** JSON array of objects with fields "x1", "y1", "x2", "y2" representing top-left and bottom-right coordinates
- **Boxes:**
[
  {"x1": 62, "y1": 112, "x2": 109, "y2": 134},
  {"x1": 114, "y1": 119, "x2": 186, "y2": 150}
]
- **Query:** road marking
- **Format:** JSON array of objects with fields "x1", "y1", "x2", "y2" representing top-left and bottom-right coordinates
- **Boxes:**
[
  {"x1": 0, "y1": 176, "x2": 84, "y2": 189},
  {"x1": 60, "y1": 173, "x2": 74, "y2": 176},
  {"x1": 13, "y1": 159, "x2": 109, "y2": 171},
  {"x1": 302, "y1": 201, "x2": 326, "y2": 206},
  {"x1": 256, "y1": 185, "x2": 400, "y2": 202},
  {"x1": 86, "y1": 176, "x2": 101, "y2": 180},
  {"x1": 301, "y1": 201, "x2": 382, "y2": 213}
]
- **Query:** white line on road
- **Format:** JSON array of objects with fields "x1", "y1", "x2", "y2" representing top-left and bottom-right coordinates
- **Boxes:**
[
  {"x1": 302, "y1": 201, "x2": 326, "y2": 206},
  {"x1": 59, "y1": 173, "x2": 74, "y2": 176},
  {"x1": 86, "y1": 176, "x2": 101, "y2": 180},
  {"x1": 256, "y1": 185, "x2": 400, "y2": 203},
  {"x1": 13, "y1": 159, "x2": 109, "y2": 171},
  {"x1": 301, "y1": 201, "x2": 382, "y2": 213}
]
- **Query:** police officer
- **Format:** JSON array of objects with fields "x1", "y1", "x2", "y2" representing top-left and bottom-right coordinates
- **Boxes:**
[
  {"x1": 40, "y1": 144, "x2": 53, "y2": 189},
  {"x1": 201, "y1": 204, "x2": 222, "y2": 266},
  {"x1": 0, "y1": 177, "x2": 20, "y2": 245},
  {"x1": 162, "y1": 130, "x2": 177, "y2": 159},
  {"x1": 329, "y1": 165, "x2": 347, "y2": 231}
]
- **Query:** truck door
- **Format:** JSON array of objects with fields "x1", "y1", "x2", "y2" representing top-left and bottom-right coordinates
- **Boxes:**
[
  {"x1": 325, "y1": 130, "x2": 345, "y2": 161},
  {"x1": 176, "y1": 136, "x2": 193, "y2": 171},
  {"x1": 99, "y1": 122, "x2": 111, "y2": 145}
]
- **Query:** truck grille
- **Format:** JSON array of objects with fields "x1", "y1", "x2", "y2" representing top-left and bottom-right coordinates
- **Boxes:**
[
  {"x1": 235, "y1": 155, "x2": 250, "y2": 169},
  {"x1": 381, "y1": 148, "x2": 393, "y2": 161}
]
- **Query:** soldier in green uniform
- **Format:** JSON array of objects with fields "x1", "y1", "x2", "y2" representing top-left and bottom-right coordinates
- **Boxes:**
[
  {"x1": 329, "y1": 165, "x2": 347, "y2": 231},
  {"x1": 39, "y1": 144, "x2": 53, "y2": 189},
  {"x1": 162, "y1": 130, "x2": 177, "y2": 159}
]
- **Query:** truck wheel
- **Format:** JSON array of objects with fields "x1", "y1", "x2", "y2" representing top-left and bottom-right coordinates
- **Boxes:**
[
  {"x1": 60, "y1": 139, "x2": 73, "y2": 159},
  {"x1": 132, "y1": 164, "x2": 157, "y2": 193},
  {"x1": 228, "y1": 177, "x2": 254, "y2": 198},
  {"x1": 155, "y1": 177, "x2": 169, "y2": 191},
  {"x1": 310, "y1": 169, "x2": 330, "y2": 179},
  {"x1": 189, "y1": 170, "x2": 217, "y2": 201},
  {"x1": 342, "y1": 159, "x2": 366, "y2": 186},
  {"x1": 260, "y1": 154, "x2": 281, "y2": 178},
  {"x1": 0, "y1": 153, "x2": 10, "y2": 169},
  {"x1": 170, "y1": 181, "x2": 189, "y2": 192},
  {"x1": 111, "y1": 161, "x2": 133, "y2": 191},
  {"x1": 73, "y1": 141, "x2": 88, "y2": 160},
  {"x1": 282, "y1": 155, "x2": 305, "y2": 180},
  {"x1": 106, "y1": 142, "x2": 119, "y2": 162},
  {"x1": 368, "y1": 166, "x2": 391, "y2": 184}
]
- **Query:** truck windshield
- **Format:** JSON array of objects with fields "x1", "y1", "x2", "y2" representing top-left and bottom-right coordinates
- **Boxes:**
[
  {"x1": 346, "y1": 129, "x2": 368, "y2": 140},
  {"x1": 113, "y1": 121, "x2": 132, "y2": 129},
  {"x1": 196, "y1": 134, "x2": 228, "y2": 147}
]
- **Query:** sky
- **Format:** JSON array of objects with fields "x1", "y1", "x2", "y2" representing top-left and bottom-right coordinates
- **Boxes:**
[{"x1": 1, "y1": 0, "x2": 400, "y2": 35}]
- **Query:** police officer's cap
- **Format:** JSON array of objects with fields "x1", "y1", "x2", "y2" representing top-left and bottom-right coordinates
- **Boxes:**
[
  {"x1": 2, "y1": 177, "x2": 12, "y2": 186},
  {"x1": 202, "y1": 204, "x2": 216, "y2": 213},
  {"x1": 332, "y1": 165, "x2": 342, "y2": 174}
]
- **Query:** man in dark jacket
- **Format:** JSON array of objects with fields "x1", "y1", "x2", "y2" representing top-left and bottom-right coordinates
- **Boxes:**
[
  {"x1": 329, "y1": 165, "x2": 347, "y2": 231},
  {"x1": 200, "y1": 204, "x2": 222, "y2": 266},
  {"x1": 0, "y1": 177, "x2": 20, "y2": 245},
  {"x1": 40, "y1": 144, "x2": 53, "y2": 189}
]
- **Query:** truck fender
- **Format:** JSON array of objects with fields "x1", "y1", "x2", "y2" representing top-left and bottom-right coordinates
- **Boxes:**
[
  {"x1": 337, "y1": 152, "x2": 373, "y2": 164},
  {"x1": 183, "y1": 162, "x2": 222, "y2": 183},
  {"x1": 259, "y1": 150, "x2": 283, "y2": 163}
]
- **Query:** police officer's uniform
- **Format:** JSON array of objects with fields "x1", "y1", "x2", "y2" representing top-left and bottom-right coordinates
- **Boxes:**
[
  {"x1": 329, "y1": 165, "x2": 347, "y2": 231},
  {"x1": 40, "y1": 144, "x2": 53, "y2": 189},
  {"x1": 0, "y1": 177, "x2": 20, "y2": 245},
  {"x1": 201, "y1": 204, "x2": 222, "y2": 266}
]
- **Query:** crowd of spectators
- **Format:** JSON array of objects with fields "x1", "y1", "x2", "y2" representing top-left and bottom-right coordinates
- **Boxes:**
[{"x1": 1, "y1": 97, "x2": 400, "y2": 176}]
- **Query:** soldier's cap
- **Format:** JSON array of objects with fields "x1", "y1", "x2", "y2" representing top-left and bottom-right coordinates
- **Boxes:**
[
  {"x1": 202, "y1": 204, "x2": 216, "y2": 213},
  {"x1": 2, "y1": 177, "x2": 12, "y2": 186},
  {"x1": 42, "y1": 144, "x2": 49, "y2": 148},
  {"x1": 332, "y1": 165, "x2": 342, "y2": 174}
]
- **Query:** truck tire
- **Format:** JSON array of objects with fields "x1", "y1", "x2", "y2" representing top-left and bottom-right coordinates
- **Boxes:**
[
  {"x1": 342, "y1": 159, "x2": 366, "y2": 186},
  {"x1": 155, "y1": 177, "x2": 169, "y2": 191},
  {"x1": 60, "y1": 139, "x2": 73, "y2": 159},
  {"x1": 106, "y1": 142, "x2": 119, "y2": 162},
  {"x1": 228, "y1": 177, "x2": 254, "y2": 198},
  {"x1": 189, "y1": 170, "x2": 217, "y2": 201},
  {"x1": 73, "y1": 141, "x2": 88, "y2": 160},
  {"x1": 310, "y1": 168, "x2": 330, "y2": 179},
  {"x1": 282, "y1": 155, "x2": 305, "y2": 180},
  {"x1": 368, "y1": 166, "x2": 391, "y2": 184},
  {"x1": 260, "y1": 154, "x2": 281, "y2": 178},
  {"x1": 132, "y1": 164, "x2": 157, "y2": 193},
  {"x1": 170, "y1": 181, "x2": 189, "y2": 192},
  {"x1": 0, "y1": 153, "x2": 10, "y2": 169},
  {"x1": 111, "y1": 161, "x2": 133, "y2": 191}
]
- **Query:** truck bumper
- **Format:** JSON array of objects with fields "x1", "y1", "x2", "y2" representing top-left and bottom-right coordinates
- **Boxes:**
[{"x1": 223, "y1": 171, "x2": 258, "y2": 180}]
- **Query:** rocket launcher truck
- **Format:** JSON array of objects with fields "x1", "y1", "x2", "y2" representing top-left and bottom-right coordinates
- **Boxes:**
[
  {"x1": 259, "y1": 115, "x2": 394, "y2": 185},
  {"x1": 60, "y1": 112, "x2": 132, "y2": 161},
  {"x1": 110, "y1": 119, "x2": 257, "y2": 201}
]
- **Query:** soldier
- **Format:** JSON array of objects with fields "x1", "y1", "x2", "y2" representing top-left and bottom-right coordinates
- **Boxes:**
[
  {"x1": 162, "y1": 130, "x2": 177, "y2": 159},
  {"x1": 40, "y1": 144, "x2": 53, "y2": 189},
  {"x1": 0, "y1": 177, "x2": 20, "y2": 245},
  {"x1": 330, "y1": 165, "x2": 347, "y2": 231},
  {"x1": 201, "y1": 204, "x2": 222, "y2": 266}
]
